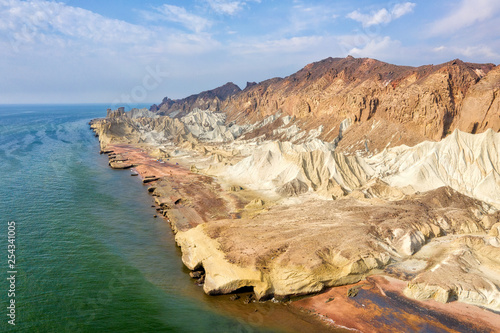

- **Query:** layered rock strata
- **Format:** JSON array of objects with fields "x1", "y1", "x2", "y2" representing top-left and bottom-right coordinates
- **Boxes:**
[{"x1": 176, "y1": 188, "x2": 499, "y2": 303}]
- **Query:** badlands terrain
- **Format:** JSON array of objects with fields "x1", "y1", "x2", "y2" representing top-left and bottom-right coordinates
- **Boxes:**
[{"x1": 91, "y1": 56, "x2": 500, "y2": 331}]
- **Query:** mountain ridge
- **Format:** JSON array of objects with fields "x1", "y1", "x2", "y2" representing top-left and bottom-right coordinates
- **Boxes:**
[
  {"x1": 90, "y1": 56, "x2": 500, "y2": 329},
  {"x1": 151, "y1": 82, "x2": 241, "y2": 116},
  {"x1": 153, "y1": 56, "x2": 498, "y2": 154}
]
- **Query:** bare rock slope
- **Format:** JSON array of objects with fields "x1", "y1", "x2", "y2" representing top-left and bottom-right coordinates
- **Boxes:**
[
  {"x1": 157, "y1": 57, "x2": 498, "y2": 154},
  {"x1": 177, "y1": 187, "x2": 500, "y2": 307}
]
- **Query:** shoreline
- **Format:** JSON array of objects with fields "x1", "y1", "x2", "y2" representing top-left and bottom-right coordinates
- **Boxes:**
[
  {"x1": 92, "y1": 137, "x2": 500, "y2": 332},
  {"x1": 97, "y1": 141, "x2": 344, "y2": 332}
]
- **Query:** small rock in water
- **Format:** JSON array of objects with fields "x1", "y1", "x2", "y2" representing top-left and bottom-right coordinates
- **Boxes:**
[
  {"x1": 243, "y1": 294, "x2": 254, "y2": 304},
  {"x1": 347, "y1": 287, "x2": 359, "y2": 298},
  {"x1": 229, "y1": 294, "x2": 240, "y2": 301},
  {"x1": 196, "y1": 275, "x2": 205, "y2": 285},
  {"x1": 189, "y1": 271, "x2": 203, "y2": 279}
]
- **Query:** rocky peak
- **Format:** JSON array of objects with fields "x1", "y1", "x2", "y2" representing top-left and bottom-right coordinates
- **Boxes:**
[
  {"x1": 156, "y1": 82, "x2": 241, "y2": 118},
  {"x1": 220, "y1": 56, "x2": 497, "y2": 150},
  {"x1": 211, "y1": 82, "x2": 241, "y2": 99},
  {"x1": 107, "y1": 107, "x2": 125, "y2": 119},
  {"x1": 245, "y1": 81, "x2": 257, "y2": 89}
]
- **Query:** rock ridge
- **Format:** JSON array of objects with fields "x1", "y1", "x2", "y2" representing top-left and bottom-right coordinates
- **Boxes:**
[{"x1": 155, "y1": 56, "x2": 499, "y2": 154}]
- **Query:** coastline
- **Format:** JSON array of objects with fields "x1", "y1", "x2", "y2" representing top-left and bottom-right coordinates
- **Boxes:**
[
  {"x1": 95, "y1": 140, "x2": 344, "y2": 332},
  {"x1": 90, "y1": 133, "x2": 500, "y2": 332}
]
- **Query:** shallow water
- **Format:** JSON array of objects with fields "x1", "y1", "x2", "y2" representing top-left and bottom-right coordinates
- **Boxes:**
[{"x1": 0, "y1": 104, "x2": 337, "y2": 332}]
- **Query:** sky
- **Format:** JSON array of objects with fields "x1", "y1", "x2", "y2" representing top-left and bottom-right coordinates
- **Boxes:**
[{"x1": 0, "y1": 0, "x2": 499, "y2": 105}]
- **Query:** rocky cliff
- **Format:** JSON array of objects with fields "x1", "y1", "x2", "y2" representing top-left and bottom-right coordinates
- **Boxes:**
[
  {"x1": 153, "y1": 82, "x2": 241, "y2": 117},
  {"x1": 90, "y1": 56, "x2": 500, "y2": 327},
  {"x1": 157, "y1": 56, "x2": 498, "y2": 154},
  {"x1": 457, "y1": 64, "x2": 500, "y2": 134}
]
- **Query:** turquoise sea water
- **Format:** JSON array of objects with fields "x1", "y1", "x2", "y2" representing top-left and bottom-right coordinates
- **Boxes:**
[{"x1": 0, "y1": 105, "x2": 334, "y2": 333}]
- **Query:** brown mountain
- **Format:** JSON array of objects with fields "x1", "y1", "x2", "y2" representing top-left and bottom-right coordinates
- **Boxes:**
[
  {"x1": 152, "y1": 82, "x2": 241, "y2": 116},
  {"x1": 154, "y1": 56, "x2": 499, "y2": 154}
]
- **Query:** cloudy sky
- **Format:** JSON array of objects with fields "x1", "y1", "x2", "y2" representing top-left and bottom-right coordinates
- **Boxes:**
[{"x1": 1, "y1": 0, "x2": 499, "y2": 104}]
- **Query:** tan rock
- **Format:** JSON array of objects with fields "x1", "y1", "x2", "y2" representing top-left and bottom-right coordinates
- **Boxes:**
[
  {"x1": 489, "y1": 222, "x2": 500, "y2": 237},
  {"x1": 404, "y1": 236, "x2": 500, "y2": 310},
  {"x1": 90, "y1": 56, "x2": 500, "y2": 318},
  {"x1": 244, "y1": 198, "x2": 265, "y2": 209},
  {"x1": 175, "y1": 188, "x2": 494, "y2": 302},
  {"x1": 458, "y1": 65, "x2": 500, "y2": 134}
]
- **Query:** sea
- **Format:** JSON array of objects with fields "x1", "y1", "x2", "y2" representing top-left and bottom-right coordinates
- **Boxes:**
[{"x1": 0, "y1": 104, "x2": 335, "y2": 333}]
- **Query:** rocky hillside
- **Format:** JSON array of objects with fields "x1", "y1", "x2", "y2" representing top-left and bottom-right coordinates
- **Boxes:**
[
  {"x1": 155, "y1": 56, "x2": 499, "y2": 154},
  {"x1": 152, "y1": 82, "x2": 241, "y2": 117}
]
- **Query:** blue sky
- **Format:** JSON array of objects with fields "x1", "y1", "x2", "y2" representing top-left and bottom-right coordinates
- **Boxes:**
[{"x1": 0, "y1": 0, "x2": 499, "y2": 104}]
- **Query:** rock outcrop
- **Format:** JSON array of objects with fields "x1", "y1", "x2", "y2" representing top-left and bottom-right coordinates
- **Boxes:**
[
  {"x1": 90, "y1": 111, "x2": 190, "y2": 150},
  {"x1": 368, "y1": 129, "x2": 500, "y2": 207},
  {"x1": 176, "y1": 187, "x2": 498, "y2": 305},
  {"x1": 219, "y1": 58, "x2": 496, "y2": 146},
  {"x1": 156, "y1": 82, "x2": 241, "y2": 118},
  {"x1": 457, "y1": 64, "x2": 500, "y2": 134}
]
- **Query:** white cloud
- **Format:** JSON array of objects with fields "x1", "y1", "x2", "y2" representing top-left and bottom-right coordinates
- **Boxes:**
[
  {"x1": 429, "y1": 0, "x2": 500, "y2": 36},
  {"x1": 154, "y1": 4, "x2": 212, "y2": 33},
  {"x1": 391, "y1": 2, "x2": 416, "y2": 19},
  {"x1": 204, "y1": 0, "x2": 262, "y2": 15},
  {"x1": 0, "y1": 0, "x2": 219, "y2": 56},
  {"x1": 347, "y1": 2, "x2": 416, "y2": 27},
  {"x1": 348, "y1": 36, "x2": 402, "y2": 59},
  {"x1": 458, "y1": 45, "x2": 499, "y2": 59},
  {"x1": 0, "y1": 0, "x2": 224, "y2": 103},
  {"x1": 289, "y1": 2, "x2": 338, "y2": 33},
  {"x1": 347, "y1": 8, "x2": 390, "y2": 27},
  {"x1": 0, "y1": 0, "x2": 153, "y2": 48},
  {"x1": 433, "y1": 44, "x2": 499, "y2": 60},
  {"x1": 233, "y1": 35, "x2": 325, "y2": 55},
  {"x1": 206, "y1": 0, "x2": 244, "y2": 15},
  {"x1": 429, "y1": 42, "x2": 500, "y2": 64}
]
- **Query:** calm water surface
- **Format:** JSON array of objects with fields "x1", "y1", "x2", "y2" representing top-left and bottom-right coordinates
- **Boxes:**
[{"x1": 0, "y1": 105, "x2": 335, "y2": 333}]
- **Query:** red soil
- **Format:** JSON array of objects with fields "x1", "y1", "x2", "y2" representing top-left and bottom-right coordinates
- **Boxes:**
[{"x1": 292, "y1": 275, "x2": 500, "y2": 333}]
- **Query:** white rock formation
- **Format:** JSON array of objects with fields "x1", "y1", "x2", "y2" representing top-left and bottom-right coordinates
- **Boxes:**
[{"x1": 368, "y1": 129, "x2": 500, "y2": 208}]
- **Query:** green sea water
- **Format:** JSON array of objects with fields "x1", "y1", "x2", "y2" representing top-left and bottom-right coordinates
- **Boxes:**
[{"x1": 0, "y1": 105, "x2": 335, "y2": 333}]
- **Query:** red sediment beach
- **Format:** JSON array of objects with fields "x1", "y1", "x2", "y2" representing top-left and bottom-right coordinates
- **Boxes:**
[
  {"x1": 104, "y1": 143, "x2": 245, "y2": 231},
  {"x1": 293, "y1": 275, "x2": 500, "y2": 332}
]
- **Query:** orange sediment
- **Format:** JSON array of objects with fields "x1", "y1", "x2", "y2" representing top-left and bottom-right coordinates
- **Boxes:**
[{"x1": 292, "y1": 275, "x2": 500, "y2": 332}]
